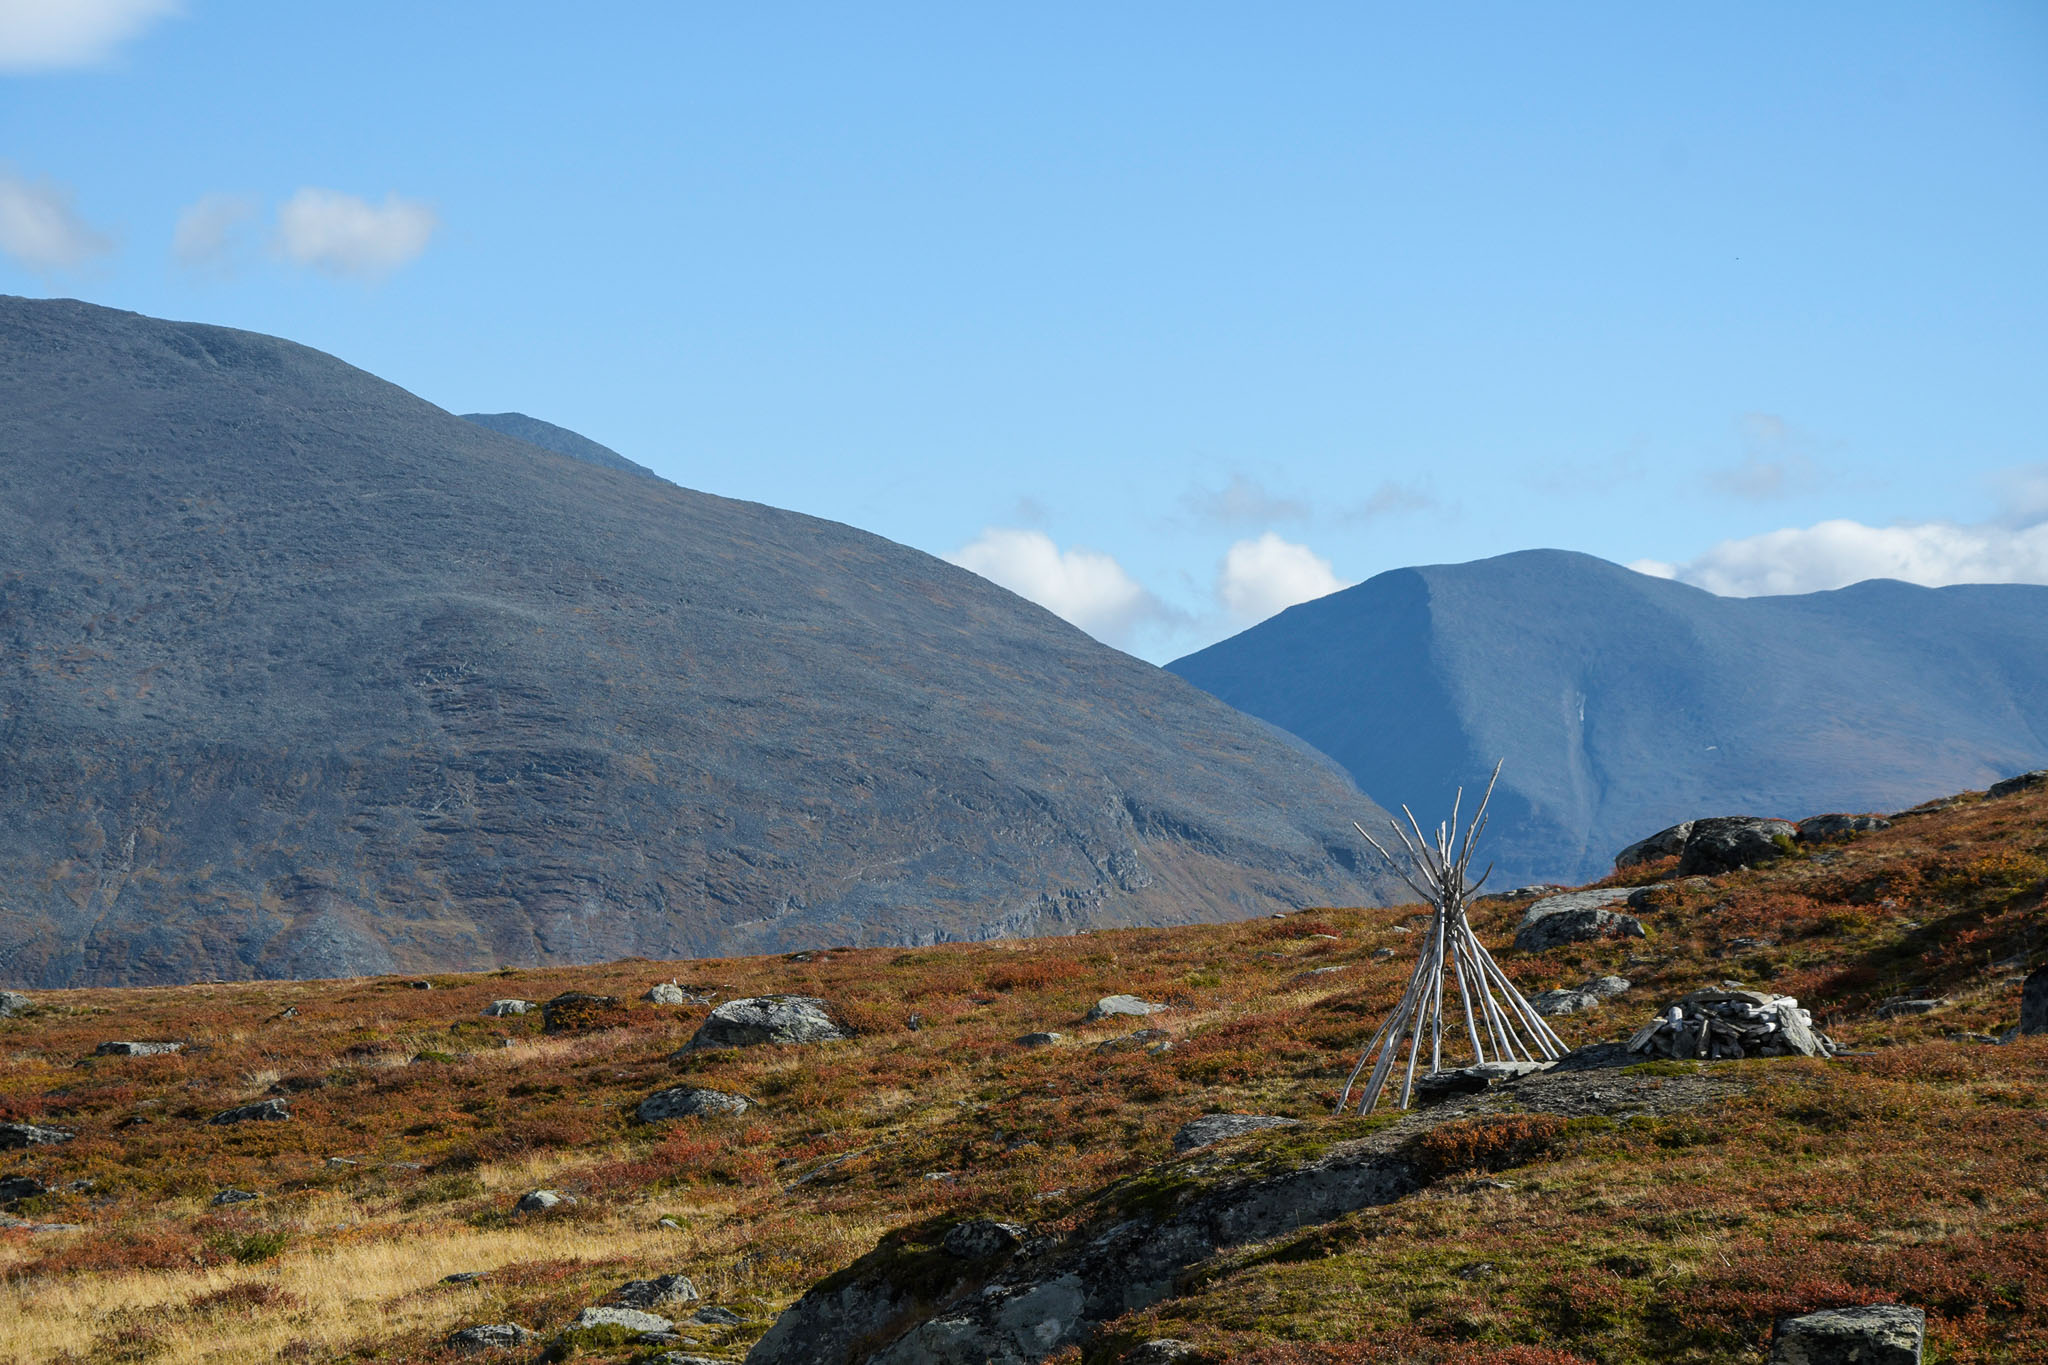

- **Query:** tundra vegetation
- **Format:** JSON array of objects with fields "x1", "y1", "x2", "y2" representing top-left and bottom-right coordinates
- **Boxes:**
[{"x1": 1, "y1": 784, "x2": 2045, "y2": 1364}]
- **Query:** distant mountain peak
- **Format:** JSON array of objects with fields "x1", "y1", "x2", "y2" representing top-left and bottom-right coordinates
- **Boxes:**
[{"x1": 461, "y1": 411, "x2": 661, "y2": 480}]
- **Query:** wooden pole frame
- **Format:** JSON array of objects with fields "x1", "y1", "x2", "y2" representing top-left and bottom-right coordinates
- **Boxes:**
[{"x1": 1335, "y1": 760, "x2": 1566, "y2": 1115}]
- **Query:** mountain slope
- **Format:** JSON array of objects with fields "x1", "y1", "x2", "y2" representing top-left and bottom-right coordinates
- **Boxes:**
[
  {"x1": 1169, "y1": 549, "x2": 2048, "y2": 886},
  {"x1": 0, "y1": 296, "x2": 1395, "y2": 988},
  {"x1": 460, "y1": 411, "x2": 660, "y2": 479}
]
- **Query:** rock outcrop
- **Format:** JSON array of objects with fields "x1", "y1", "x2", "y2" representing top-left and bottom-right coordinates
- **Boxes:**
[
  {"x1": 1171, "y1": 1114, "x2": 1301, "y2": 1153},
  {"x1": 0, "y1": 1122, "x2": 74, "y2": 1148},
  {"x1": 447, "y1": 1324, "x2": 538, "y2": 1354},
  {"x1": 1677, "y1": 817, "x2": 1797, "y2": 875},
  {"x1": 683, "y1": 996, "x2": 849, "y2": 1051},
  {"x1": 1615, "y1": 822, "x2": 1693, "y2": 869},
  {"x1": 1769, "y1": 1304, "x2": 1924, "y2": 1365},
  {"x1": 481, "y1": 999, "x2": 534, "y2": 1017},
  {"x1": 612, "y1": 1274, "x2": 701, "y2": 1308},
  {"x1": 0, "y1": 991, "x2": 30, "y2": 1017},
  {"x1": 1795, "y1": 814, "x2": 1891, "y2": 841},
  {"x1": 1513, "y1": 890, "x2": 1646, "y2": 953}
]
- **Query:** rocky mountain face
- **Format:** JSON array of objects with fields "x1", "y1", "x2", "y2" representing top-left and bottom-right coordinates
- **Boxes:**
[
  {"x1": 1169, "y1": 549, "x2": 2048, "y2": 887},
  {"x1": 0, "y1": 296, "x2": 1397, "y2": 988}
]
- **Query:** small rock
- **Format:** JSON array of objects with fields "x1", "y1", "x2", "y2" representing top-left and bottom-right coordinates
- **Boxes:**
[
  {"x1": 686, "y1": 1305, "x2": 744, "y2": 1326},
  {"x1": 1387, "y1": 923, "x2": 1413, "y2": 934},
  {"x1": 1095, "y1": 1028, "x2": 1172, "y2": 1055},
  {"x1": 1678, "y1": 816, "x2": 1797, "y2": 875},
  {"x1": 1015, "y1": 1032, "x2": 1062, "y2": 1047},
  {"x1": 0, "y1": 990, "x2": 31, "y2": 1018},
  {"x1": 2020, "y1": 966, "x2": 2048, "y2": 1036},
  {"x1": 681, "y1": 995, "x2": 850, "y2": 1050},
  {"x1": 1615, "y1": 822, "x2": 1695, "y2": 869},
  {"x1": 208, "y1": 1098, "x2": 290, "y2": 1125},
  {"x1": 1769, "y1": 1303, "x2": 1924, "y2": 1365},
  {"x1": 1371, "y1": 947, "x2": 1396, "y2": 960},
  {"x1": 0, "y1": 1175, "x2": 46, "y2": 1203},
  {"x1": 1455, "y1": 1262, "x2": 1497, "y2": 1280},
  {"x1": 0, "y1": 1123, "x2": 75, "y2": 1148},
  {"x1": 1989, "y1": 770, "x2": 2048, "y2": 799},
  {"x1": 1085, "y1": 994, "x2": 1170, "y2": 1022},
  {"x1": 94, "y1": 1041, "x2": 183, "y2": 1056},
  {"x1": 1123, "y1": 1341, "x2": 1205, "y2": 1364},
  {"x1": 409, "y1": 980, "x2": 433, "y2": 990},
  {"x1": 1876, "y1": 997, "x2": 1947, "y2": 1019},
  {"x1": 942, "y1": 1218, "x2": 1027, "y2": 1259},
  {"x1": 480, "y1": 999, "x2": 534, "y2": 1017},
  {"x1": 1172, "y1": 1114, "x2": 1302, "y2": 1153},
  {"x1": 1581, "y1": 975, "x2": 1631, "y2": 999},
  {"x1": 905, "y1": 1014, "x2": 923, "y2": 1031},
  {"x1": 446, "y1": 1324, "x2": 538, "y2": 1354},
  {"x1": 1530, "y1": 988, "x2": 1600, "y2": 1017},
  {"x1": 638, "y1": 1086, "x2": 751, "y2": 1122},
  {"x1": 515, "y1": 1189, "x2": 572, "y2": 1213},
  {"x1": 211, "y1": 1189, "x2": 259, "y2": 1206},
  {"x1": 1796, "y1": 814, "x2": 1893, "y2": 842},
  {"x1": 1414, "y1": 1061, "x2": 1549, "y2": 1101},
  {"x1": 643, "y1": 982, "x2": 698, "y2": 1006},
  {"x1": 657, "y1": 1216, "x2": 684, "y2": 1230},
  {"x1": 443, "y1": 1271, "x2": 488, "y2": 1284},
  {"x1": 613, "y1": 1273, "x2": 700, "y2": 1308},
  {"x1": 570, "y1": 1305, "x2": 673, "y2": 1334}
]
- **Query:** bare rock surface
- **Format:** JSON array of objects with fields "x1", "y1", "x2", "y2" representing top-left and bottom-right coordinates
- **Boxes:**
[
  {"x1": 0, "y1": 991, "x2": 30, "y2": 1017},
  {"x1": 515, "y1": 1189, "x2": 572, "y2": 1213},
  {"x1": 1770, "y1": 1304, "x2": 1925, "y2": 1365},
  {"x1": 1171, "y1": 1114, "x2": 1301, "y2": 1153},
  {"x1": 1084, "y1": 995, "x2": 1170, "y2": 1022},
  {"x1": 1678, "y1": 816, "x2": 1797, "y2": 875},
  {"x1": 481, "y1": 999, "x2": 534, "y2": 1016},
  {"x1": 639, "y1": 1086, "x2": 751, "y2": 1122},
  {"x1": 447, "y1": 1324, "x2": 538, "y2": 1354},
  {"x1": 1989, "y1": 770, "x2": 2048, "y2": 798},
  {"x1": 1514, "y1": 903, "x2": 1646, "y2": 954},
  {"x1": 95, "y1": 1041, "x2": 182, "y2": 1056},
  {"x1": 611, "y1": 1273, "x2": 701, "y2": 1308},
  {"x1": 208, "y1": 1098, "x2": 289, "y2": 1125},
  {"x1": 0, "y1": 1122, "x2": 74, "y2": 1148},
  {"x1": 684, "y1": 996, "x2": 849, "y2": 1050},
  {"x1": 1796, "y1": 814, "x2": 1892, "y2": 841},
  {"x1": 1615, "y1": 822, "x2": 1693, "y2": 868},
  {"x1": 569, "y1": 1305, "x2": 673, "y2": 1334}
]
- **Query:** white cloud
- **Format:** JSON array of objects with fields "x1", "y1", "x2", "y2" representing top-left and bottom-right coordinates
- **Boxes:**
[
  {"x1": 0, "y1": 167, "x2": 113, "y2": 272},
  {"x1": 274, "y1": 188, "x2": 438, "y2": 279},
  {"x1": 1643, "y1": 517, "x2": 2048, "y2": 597},
  {"x1": 1182, "y1": 474, "x2": 1309, "y2": 527},
  {"x1": 172, "y1": 192, "x2": 258, "y2": 272},
  {"x1": 0, "y1": 0, "x2": 178, "y2": 71},
  {"x1": 1216, "y1": 532, "x2": 1348, "y2": 624},
  {"x1": 947, "y1": 528, "x2": 1167, "y2": 649}
]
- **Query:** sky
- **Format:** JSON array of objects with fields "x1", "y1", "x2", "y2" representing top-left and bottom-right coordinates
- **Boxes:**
[{"x1": 3, "y1": 2, "x2": 2045, "y2": 663}]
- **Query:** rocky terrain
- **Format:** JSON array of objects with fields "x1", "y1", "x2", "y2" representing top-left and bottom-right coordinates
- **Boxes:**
[
  {"x1": 0, "y1": 296, "x2": 1399, "y2": 987},
  {"x1": 1, "y1": 773, "x2": 2043, "y2": 1363},
  {"x1": 1168, "y1": 548, "x2": 2048, "y2": 888}
]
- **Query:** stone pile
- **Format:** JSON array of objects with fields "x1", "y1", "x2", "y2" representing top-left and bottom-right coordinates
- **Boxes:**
[{"x1": 1626, "y1": 988, "x2": 1827, "y2": 1060}]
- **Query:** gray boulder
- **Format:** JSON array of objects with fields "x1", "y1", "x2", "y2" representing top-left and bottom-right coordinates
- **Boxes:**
[
  {"x1": 1015, "y1": 1032, "x2": 1062, "y2": 1048},
  {"x1": 0, "y1": 1122, "x2": 74, "y2": 1148},
  {"x1": 644, "y1": 982, "x2": 708, "y2": 1005},
  {"x1": 1084, "y1": 995, "x2": 1169, "y2": 1022},
  {"x1": 688, "y1": 1305, "x2": 744, "y2": 1326},
  {"x1": 95, "y1": 1041, "x2": 182, "y2": 1056},
  {"x1": 569, "y1": 1305, "x2": 672, "y2": 1334},
  {"x1": 1796, "y1": 814, "x2": 1892, "y2": 842},
  {"x1": 1582, "y1": 974, "x2": 1631, "y2": 999},
  {"x1": 613, "y1": 1273, "x2": 701, "y2": 1308},
  {"x1": 1989, "y1": 770, "x2": 2048, "y2": 798},
  {"x1": 480, "y1": 999, "x2": 534, "y2": 1017},
  {"x1": 211, "y1": 1189, "x2": 259, "y2": 1206},
  {"x1": 1413, "y1": 1061, "x2": 1550, "y2": 1101},
  {"x1": 2019, "y1": 966, "x2": 2047, "y2": 1035},
  {"x1": 0, "y1": 991, "x2": 31, "y2": 1018},
  {"x1": 638, "y1": 1086, "x2": 751, "y2": 1122},
  {"x1": 208, "y1": 1098, "x2": 290, "y2": 1125},
  {"x1": 0, "y1": 1175, "x2": 46, "y2": 1203},
  {"x1": 1513, "y1": 907, "x2": 1646, "y2": 954},
  {"x1": 1515, "y1": 886, "x2": 1636, "y2": 931},
  {"x1": 942, "y1": 1219, "x2": 1027, "y2": 1259},
  {"x1": 515, "y1": 1188, "x2": 572, "y2": 1213},
  {"x1": 1614, "y1": 822, "x2": 1694, "y2": 869},
  {"x1": 1678, "y1": 816, "x2": 1797, "y2": 875},
  {"x1": 447, "y1": 1324, "x2": 539, "y2": 1354},
  {"x1": 1769, "y1": 1304, "x2": 1924, "y2": 1365},
  {"x1": 682, "y1": 996, "x2": 849, "y2": 1051},
  {"x1": 1172, "y1": 1114, "x2": 1301, "y2": 1153},
  {"x1": 1530, "y1": 989, "x2": 1600, "y2": 1017}
]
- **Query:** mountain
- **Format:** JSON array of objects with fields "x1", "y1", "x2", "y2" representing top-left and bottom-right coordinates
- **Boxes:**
[
  {"x1": 0, "y1": 296, "x2": 1396, "y2": 988},
  {"x1": 460, "y1": 411, "x2": 661, "y2": 480},
  {"x1": 1169, "y1": 549, "x2": 2048, "y2": 887}
]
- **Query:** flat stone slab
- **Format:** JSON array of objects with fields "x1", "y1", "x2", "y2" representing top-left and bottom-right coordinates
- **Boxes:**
[
  {"x1": 1085, "y1": 994, "x2": 1170, "y2": 1021},
  {"x1": 447, "y1": 1324, "x2": 538, "y2": 1354},
  {"x1": 1172, "y1": 1113, "x2": 1302, "y2": 1153},
  {"x1": 1770, "y1": 1304, "x2": 1924, "y2": 1365},
  {"x1": 569, "y1": 1305, "x2": 673, "y2": 1334}
]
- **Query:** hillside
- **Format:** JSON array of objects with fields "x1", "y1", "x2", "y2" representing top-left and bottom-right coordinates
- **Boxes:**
[
  {"x1": 1, "y1": 776, "x2": 2043, "y2": 1364},
  {"x1": 1168, "y1": 549, "x2": 2048, "y2": 888},
  {"x1": 0, "y1": 296, "x2": 1398, "y2": 989},
  {"x1": 459, "y1": 413, "x2": 661, "y2": 481}
]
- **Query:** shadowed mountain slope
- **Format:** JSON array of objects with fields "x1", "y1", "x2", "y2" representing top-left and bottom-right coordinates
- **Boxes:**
[
  {"x1": 1170, "y1": 549, "x2": 2048, "y2": 887},
  {"x1": 0, "y1": 297, "x2": 1395, "y2": 988},
  {"x1": 460, "y1": 411, "x2": 659, "y2": 480}
]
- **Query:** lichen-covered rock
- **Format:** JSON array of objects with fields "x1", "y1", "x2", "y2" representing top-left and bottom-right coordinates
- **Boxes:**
[
  {"x1": 569, "y1": 1305, "x2": 673, "y2": 1333},
  {"x1": 95, "y1": 1041, "x2": 182, "y2": 1056},
  {"x1": 1530, "y1": 988, "x2": 1600, "y2": 1016},
  {"x1": 639, "y1": 1086, "x2": 751, "y2": 1122},
  {"x1": 1769, "y1": 1304, "x2": 1924, "y2": 1364},
  {"x1": 1513, "y1": 907, "x2": 1645, "y2": 953},
  {"x1": 211, "y1": 1189, "x2": 259, "y2": 1206},
  {"x1": 1084, "y1": 995, "x2": 1169, "y2": 1022},
  {"x1": 208, "y1": 1098, "x2": 289, "y2": 1125},
  {"x1": 1015, "y1": 1032, "x2": 1062, "y2": 1047},
  {"x1": 745, "y1": 1127, "x2": 1419, "y2": 1365},
  {"x1": 480, "y1": 999, "x2": 534, "y2": 1017},
  {"x1": 0, "y1": 991, "x2": 33, "y2": 1018},
  {"x1": 515, "y1": 1188, "x2": 573, "y2": 1213},
  {"x1": 1515, "y1": 886, "x2": 1635, "y2": 931},
  {"x1": 645, "y1": 981, "x2": 709, "y2": 1005},
  {"x1": 1614, "y1": 822, "x2": 1693, "y2": 869},
  {"x1": 1171, "y1": 1114, "x2": 1300, "y2": 1153},
  {"x1": 683, "y1": 996, "x2": 850, "y2": 1051},
  {"x1": 0, "y1": 1122, "x2": 74, "y2": 1148},
  {"x1": 1678, "y1": 816, "x2": 1797, "y2": 875},
  {"x1": 1795, "y1": 814, "x2": 1892, "y2": 842},
  {"x1": 1989, "y1": 770, "x2": 2048, "y2": 798},
  {"x1": 942, "y1": 1219, "x2": 1027, "y2": 1259},
  {"x1": 447, "y1": 1323, "x2": 538, "y2": 1354},
  {"x1": 613, "y1": 1274, "x2": 701, "y2": 1308}
]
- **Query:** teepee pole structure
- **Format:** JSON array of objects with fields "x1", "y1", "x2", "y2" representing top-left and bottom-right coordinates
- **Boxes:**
[{"x1": 1335, "y1": 761, "x2": 1566, "y2": 1115}]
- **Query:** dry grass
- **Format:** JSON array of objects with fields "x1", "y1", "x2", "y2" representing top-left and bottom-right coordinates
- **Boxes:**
[{"x1": 1, "y1": 785, "x2": 2045, "y2": 1362}]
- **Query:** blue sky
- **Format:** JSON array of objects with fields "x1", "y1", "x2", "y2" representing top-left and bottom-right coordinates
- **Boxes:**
[{"x1": 4, "y1": 2, "x2": 2045, "y2": 662}]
